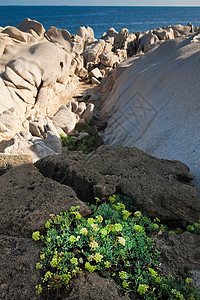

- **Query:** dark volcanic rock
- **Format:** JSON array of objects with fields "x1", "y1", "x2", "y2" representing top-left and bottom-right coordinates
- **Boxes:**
[
  {"x1": 67, "y1": 272, "x2": 128, "y2": 300},
  {"x1": 0, "y1": 160, "x2": 91, "y2": 300},
  {"x1": 0, "y1": 163, "x2": 90, "y2": 237},
  {"x1": 35, "y1": 145, "x2": 200, "y2": 223},
  {"x1": 0, "y1": 235, "x2": 42, "y2": 300},
  {"x1": 154, "y1": 232, "x2": 200, "y2": 284}
]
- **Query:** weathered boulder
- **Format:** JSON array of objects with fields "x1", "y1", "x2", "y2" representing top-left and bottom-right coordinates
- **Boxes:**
[
  {"x1": 82, "y1": 103, "x2": 95, "y2": 120},
  {"x1": 0, "y1": 38, "x2": 6, "y2": 59},
  {"x1": 76, "y1": 102, "x2": 87, "y2": 116},
  {"x1": 67, "y1": 272, "x2": 128, "y2": 300},
  {"x1": 3, "y1": 131, "x2": 61, "y2": 162},
  {"x1": 51, "y1": 105, "x2": 77, "y2": 134},
  {"x1": 122, "y1": 33, "x2": 137, "y2": 57},
  {"x1": 2, "y1": 26, "x2": 28, "y2": 42},
  {"x1": 83, "y1": 39, "x2": 106, "y2": 64},
  {"x1": 100, "y1": 52, "x2": 119, "y2": 67},
  {"x1": 1, "y1": 40, "x2": 73, "y2": 122},
  {"x1": 153, "y1": 27, "x2": 174, "y2": 40},
  {"x1": 0, "y1": 163, "x2": 90, "y2": 237},
  {"x1": 29, "y1": 116, "x2": 60, "y2": 138},
  {"x1": 102, "y1": 27, "x2": 118, "y2": 44},
  {"x1": 17, "y1": 18, "x2": 45, "y2": 38},
  {"x1": 172, "y1": 24, "x2": 191, "y2": 35},
  {"x1": 35, "y1": 145, "x2": 200, "y2": 223},
  {"x1": 139, "y1": 32, "x2": 159, "y2": 52},
  {"x1": 76, "y1": 25, "x2": 95, "y2": 44},
  {"x1": 0, "y1": 77, "x2": 14, "y2": 113},
  {"x1": 89, "y1": 67, "x2": 103, "y2": 79},
  {"x1": 91, "y1": 77, "x2": 101, "y2": 85},
  {"x1": 71, "y1": 34, "x2": 85, "y2": 55},
  {"x1": 46, "y1": 26, "x2": 72, "y2": 53},
  {"x1": 0, "y1": 107, "x2": 22, "y2": 133},
  {"x1": 114, "y1": 28, "x2": 129, "y2": 50}
]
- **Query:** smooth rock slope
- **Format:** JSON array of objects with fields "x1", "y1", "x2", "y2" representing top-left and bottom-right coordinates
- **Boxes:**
[{"x1": 101, "y1": 33, "x2": 200, "y2": 190}]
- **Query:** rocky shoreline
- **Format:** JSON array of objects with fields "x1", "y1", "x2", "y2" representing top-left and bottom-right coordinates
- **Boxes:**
[
  {"x1": 0, "y1": 19, "x2": 199, "y2": 162},
  {"x1": 0, "y1": 18, "x2": 200, "y2": 299}
]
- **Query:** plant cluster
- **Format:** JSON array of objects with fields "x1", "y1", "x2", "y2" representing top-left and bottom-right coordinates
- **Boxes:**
[
  {"x1": 33, "y1": 195, "x2": 199, "y2": 299},
  {"x1": 60, "y1": 120, "x2": 102, "y2": 154},
  {"x1": 169, "y1": 221, "x2": 200, "y2": 235}
]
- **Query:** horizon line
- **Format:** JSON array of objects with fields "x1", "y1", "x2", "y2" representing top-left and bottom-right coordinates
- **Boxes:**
[{"x1": 0, "y1": 5, "x2": 200, "y2": 7}]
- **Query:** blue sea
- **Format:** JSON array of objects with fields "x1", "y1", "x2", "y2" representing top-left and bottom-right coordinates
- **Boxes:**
[{"x1": 0, "y1": 6, "x2": 200, "y2": 38}]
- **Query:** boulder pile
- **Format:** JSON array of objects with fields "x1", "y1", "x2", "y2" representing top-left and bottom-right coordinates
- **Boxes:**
[{"x1": 0, "y1": 19, "x2": 199, "y2": 161}]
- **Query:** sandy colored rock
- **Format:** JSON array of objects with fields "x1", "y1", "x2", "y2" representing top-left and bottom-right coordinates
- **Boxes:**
[
  {"x1": 51, "y1": 105, "x2": 77, "y2": 134},
  {"x1": 76, "y1": 102, "x2": 87, "y2": 116},
  {"x1": 83, "y1": 39, "x2": 106, "y2": 64},
  {"x1": 3, "y1": 131, "x2": 61, "y2": 162},
  {"x1": 35, "y1": 145, "x2": 200, "y2": 223},
  {"x1": 76, "y1": 25, "x2": 94, "y2": 43},
  {"x1": 47, "y1": 26, "x2": 72, "y2": 53},
  {"x1": 139, "y1": 32, "x2": 159, "y2": 52},
  {"x1": 0, "y1": 107, "x2": 22, "y2": 132},
  {"x1": 153, "y1": 27, "x2": 174, "y2": 40},
  {"x1": 89, "y1": 67, "x2": 102, "y2": 79},
  {"x1": 0, "y1": 77, "x2": 14, "y2": 114},
  {"x1": 172, "y1": 24, "x2": 191, "y2": 35},
  {"x1": 2, "y1": 26, "x2": 28, "y2": 42},
  {"x1": 100, "y1": 52, "x2": 119, "y2": 67},
  {"x1": 17, "y1": 18, "x2": 45, "y2": 37},
  {"x1": 82, "y1": 103, "x2": 95, "y2": 120},
  {"x1": 91, "y1": 77, "x2": 101, "y2": 85},
  {"x1": 101, "y1": 35, "x2": 200, "y2": 191}
]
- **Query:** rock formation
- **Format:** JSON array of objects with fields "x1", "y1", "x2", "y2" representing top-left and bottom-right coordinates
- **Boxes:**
[
  {"x1": 101, "y1": 32, "x2": 200, "y2": 191},
  {"x1": 35, "y1": 145, "x2": 200, "y2": 224},
  {"x1": 0, "y1": 18, "x2": 197, "y2": 162}
]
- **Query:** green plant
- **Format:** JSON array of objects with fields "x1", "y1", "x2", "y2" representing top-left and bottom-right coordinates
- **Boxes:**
[
  {"x1": 33, "y1": 195, "x2": 200, "y2": 299},
  {"x1": 60, "y1": 134, "x2": 100, "y2": 154}
]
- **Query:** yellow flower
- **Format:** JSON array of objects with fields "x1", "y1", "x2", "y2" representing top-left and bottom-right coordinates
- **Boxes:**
[
  {"x1": 94, "y1": 253, "x2": 103, "y2": 263},
  {"x1": 117, "y1": 237, "x2": 126, "y2": 246},
  {"x1": 80, "y1": 228, "x2": 88, "y2": 235},
  {"x1": 91, "y1": 223, "x2": 99, "y2": 231},
  {"x1": 89, "y1": 239, "x2": 99, "y2": 250}
]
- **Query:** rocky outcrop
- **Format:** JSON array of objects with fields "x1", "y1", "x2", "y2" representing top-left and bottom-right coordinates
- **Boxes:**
[
  {"x1": 0, "y1": 163, "x2": 90, "y2": 237},
  {"x1": 0, "y1": 159, "x2": 91, "y2": 299},
  {"x1": 101, "y1": 34, "x2": 200, "y2": 191},
  {"x1": 154, "y1": 232, "x2": 200, "y2": 284},
  {"x1": 0, "y1": 235, "x2": 42, "y2": 300},
  {"x1": 35, "y1": 145, "x2": 200, "y2": 223},
  {"x1": 0, "y1": 153, "x2": 32, "y2": 175},
  {"x1": 0, "y1": 19, "x2": 196, "y2": 162}
]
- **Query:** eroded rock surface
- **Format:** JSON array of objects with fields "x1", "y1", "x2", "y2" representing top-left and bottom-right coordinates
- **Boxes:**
[
  {"x1": 35, "y1": 145, "x2": 200, "y2": 223},
  {"x1": 0, "y1": 159, "x2": 91, "y2": 299},
  {"x1": 67, "y1": 272, "x2": 128, "y2": 300},
  {"x1": 154, "y1": 232, "x2": 200, "y2": 284}
]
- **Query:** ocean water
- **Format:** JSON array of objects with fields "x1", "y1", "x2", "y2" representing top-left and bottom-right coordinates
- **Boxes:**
[{"x1": 0, "y1": 6, "x2": 200, "y2": 38}]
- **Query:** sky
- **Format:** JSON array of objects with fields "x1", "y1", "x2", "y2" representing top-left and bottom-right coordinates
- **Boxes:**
[{"x1": 0, "y1": 0, "x2": 200, "y2": 6}]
